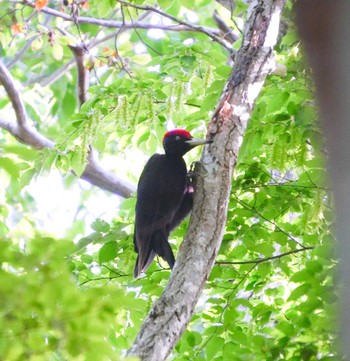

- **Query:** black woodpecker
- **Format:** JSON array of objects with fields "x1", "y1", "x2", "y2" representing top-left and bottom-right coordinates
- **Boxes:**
[{"x1": 133, "y1": 129, "x2": 212, "y2": 278}]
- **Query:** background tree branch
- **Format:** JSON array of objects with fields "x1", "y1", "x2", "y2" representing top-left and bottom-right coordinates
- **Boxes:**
[
  {"x1": 0, "y1": 59, "x2": 135, "y2": 198},
  {"x1": 0, "y1": 59, "x2": 54, "y2": 149},
  {"x1": 69, "y1": 45, "x2": 89, "y2": 106},
  {"x1": 0, "y1": 59, "x2": 29, "y2": 128},
  {"x1": 23, "y1": 0, "x2": 235, "y2": 49},
  {"x1": 116, "y1": 0, "x2": 234, "y2": 52},
  {"x1": 127, "y1": 0, "x2": 286, "y2": 359}
]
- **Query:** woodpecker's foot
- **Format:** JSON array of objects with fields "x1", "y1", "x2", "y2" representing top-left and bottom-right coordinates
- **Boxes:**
[
  {"x1": 188, "y1": 161, "x2": 201, "y2": 180},
  {"x1": 187, "y1": 171, "x2": 195, "y2": 180},
  {"x1": 189, "y1": 161, "x2": 200, "y2": 174},
  {"x1": 186, "y1": 169, "x2": 197, "y2": 193},
  {"x1": 186, "y1": 183, "x2": 194, "y2": 193},
  {"x1": 186, "y1": 177, "x2": 194, "y2": 193}
]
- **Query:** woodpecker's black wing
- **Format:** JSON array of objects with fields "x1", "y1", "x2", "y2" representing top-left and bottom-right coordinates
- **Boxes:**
[
  {"x1": 167, "y1": 190, "x2": 193, "y2": 232},
  {"x1": 134, "y1": 154, "x2": 188, "y2": 277}
]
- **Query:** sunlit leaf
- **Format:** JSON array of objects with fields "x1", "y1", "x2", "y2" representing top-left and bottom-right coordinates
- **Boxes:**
[
  {"x1": 99, "y1": 241, "x2": 118, "y2": 263},
  {"x1": 35, "y1": 0, "x2": 48, "y2": 10}
]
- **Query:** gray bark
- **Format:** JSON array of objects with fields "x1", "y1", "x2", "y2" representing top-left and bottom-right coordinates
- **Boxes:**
[{"x1": 127, "y1": 0, "x2": 286, "y2": 360}]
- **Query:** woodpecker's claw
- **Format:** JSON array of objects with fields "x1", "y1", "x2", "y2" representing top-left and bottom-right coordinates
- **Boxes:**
[
  {"x1": 189, "y1": 161, "x2": 200, "y2": 173},
  {"x1": 185, "y1": 172, "x2": 194, "y2": 191},
  {"x1": 187, "y1": 171, "x2": 195, "y2": 179}
]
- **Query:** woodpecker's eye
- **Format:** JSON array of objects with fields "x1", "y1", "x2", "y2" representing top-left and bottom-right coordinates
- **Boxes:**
[{"x1": 175, "y1": 136, "x2": 181, "y2": 141}]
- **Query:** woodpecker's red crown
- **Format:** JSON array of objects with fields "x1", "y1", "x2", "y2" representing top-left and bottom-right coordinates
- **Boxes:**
[{"x1": 163, "y1": 129, "x2": 192, "y2": 141}]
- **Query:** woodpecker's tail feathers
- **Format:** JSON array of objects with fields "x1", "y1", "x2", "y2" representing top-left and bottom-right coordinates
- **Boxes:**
[
  {"x1": 152, "y1": 230, "x2": 175, "y2": 270},
  {"x1": 133, "y1": 231, "x2": 175, "y2": 278},
  {"x1": 134, "y1": 249, "x2": 156, "y2": 278}
]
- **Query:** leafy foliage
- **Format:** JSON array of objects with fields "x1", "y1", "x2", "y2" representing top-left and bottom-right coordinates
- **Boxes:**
[
  {"x1": 0, "y1": 0, "x2": 338, "y2": 360},
  {"x1": 0, "y1": 236, "x2": 132, "y2": 360}
]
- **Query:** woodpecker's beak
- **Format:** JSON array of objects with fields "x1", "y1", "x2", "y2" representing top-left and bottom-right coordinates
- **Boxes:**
[{"x1": 185, "y1": 138, "x2": 213, "y2": 147}]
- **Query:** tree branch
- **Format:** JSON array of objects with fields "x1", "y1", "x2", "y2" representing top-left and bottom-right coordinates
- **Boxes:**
[
  {"x1": 127, "y1": 0, "x2": 286, "y2": 360},
  {"x1": 23, "y1": 0, "x2": 229, "y2": 48},
  {"x1": 0, "y1": 59, "x2": 135, "y2": 198},
  {"x1": 0, "y1": 60, "x2": 54, "y2": 148},
  {"x1": 0, "y1": 116, "x2": 54, "y2": 149},
  {"x1": 0, "y1": 60, "x2": 28, "y2": 128},
  {"x1": 213, "y1": 10, "x2": 239, "y2": 44},
  {"x1": 69, "y1": 45, "x2": 89, "y2": 106}
]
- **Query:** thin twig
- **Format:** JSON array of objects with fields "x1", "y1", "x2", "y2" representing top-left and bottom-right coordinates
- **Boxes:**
[
  {"x1": 25, "y1": 59, "x2": 76, "y2": 87},
  {"x1": 23, "y1": 1, "x2": 225, "y2": 39},
  {"x1": 215, "y1": 246, "x2": 314, "y2": 266},
  {"x1": 196, "y1": 264, "x2": 257, "y2": 355},
  {"x1": 7, "y1": 36, "x2": 37, "y2": 69},
  {"x1": 79, "y1": 273, "x2": 129, "y2": 286},
  {"x1": 201, "y1": 246, "x2": 314, "y2": 354},
  {"x1": 234, "y1": 195, "x2": 306, "y2": 248},
  {"x1": 125, "y1": 5, "x2": 163, "y2": 56},
  {"x1": 114, "y1": 4, "x2": 133, "y2": 77},
  {"x1": 117, "y1": 0, "x2": 232, "y2": 52}
]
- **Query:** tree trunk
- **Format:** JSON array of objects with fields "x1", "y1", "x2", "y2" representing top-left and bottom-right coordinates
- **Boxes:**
[
  {"x1": 295, "y1": 1, "x2": 350, "y2": 358},
  {"x1": 127, "y1": 0, "x2": 286, "y2": 359}
]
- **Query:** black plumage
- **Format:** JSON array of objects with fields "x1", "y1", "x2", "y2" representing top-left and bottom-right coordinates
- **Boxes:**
[{"x1": 133, "y1": 129, "x2": 212, "y2": 277}]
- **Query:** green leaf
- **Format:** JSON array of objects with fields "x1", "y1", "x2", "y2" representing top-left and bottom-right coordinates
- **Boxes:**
[
  {"x1": 306, "y1": 260, "x2": 323, "y2": 273},
  {"x1": 91, "y1": 218, "x2": 110, "y2": 233},
  {"x1": 0, "y1": 157, "x2": 20, "y2": 179},
  {"x1": 70, "y1": 151, "x2": 86, "y2": 178},
  {"x1": 158, "y1": 0, "x2": 174, "y2": 9},
  {"x1": 254, "y1": 243, "x2": 275, "y2": 257},
  {"x1": 132, "y1": 54, "x2": 151, "y2": 65},
  {"x1": 20, "y1": 168, "x2": 36, "y2": 188},
  {"x1": 223, "y1": 342, "x2": 239, "y2": 360},
  {"x1": 81, "y1": 254, "x2": 93, "y2": 264},
  {"x1": 288, "y1": 283, "x2": 311, "y2": 302},
  {"x1": 290, "y1": 269, "x2": 313, "y2": 283},
  {"x1": 99, "y1": 241, "x2": 118, "y2": 263},
  {"x1": 31, "y1": 36, "x2": 43, "y2": 51},
  {"x1": 3, "y1": 145, "x2": 39, "y2": 161},
  {"x1": 276, "y1": 320, "x2": 295, "y2": 336},
  {"x1": 206, "y1": 337, "x2": 224, "y2": 360},
  {"x1": 52, "y1": 43, "x2": 64, "y2": 60}
]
